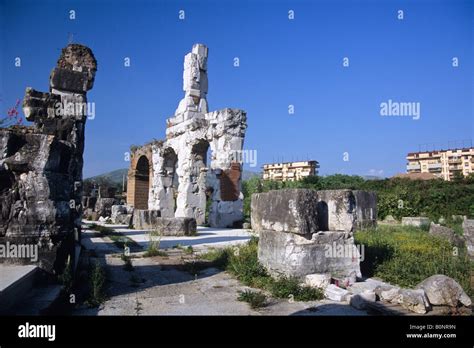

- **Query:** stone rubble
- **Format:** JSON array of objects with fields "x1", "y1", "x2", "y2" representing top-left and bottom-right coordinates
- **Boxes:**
[
  {"x1": 416, "y1": 274, "x2": 472, "y2": 307},
  {"x1": 324, "y1": 284, "x2": 350, "y2": 302},
  {"x1": 428, "y1": 222, "x2": 464, "y2": 247},
  {"x1": 349, "y1": 290, "x2": 377, "y2": 310},
  {"x1": 304, "y1": 273, "x2": 332, "y2": 290}
]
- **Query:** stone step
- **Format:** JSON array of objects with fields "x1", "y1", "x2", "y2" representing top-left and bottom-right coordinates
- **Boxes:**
[
  {"x1": 8, "y1": 284, "x2": 63, "y2": 315},
  {"x1": 0, "y1": 264, "x2": 39, "y2": 314}
]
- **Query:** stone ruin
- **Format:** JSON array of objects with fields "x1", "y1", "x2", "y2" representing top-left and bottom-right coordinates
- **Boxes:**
[
  {"x1": 252, "y1": 189, "x2": 377, "y2": 281},
  {"x1": 127, "y1": 44, "x2": 247, "y2": 229},
  {"x1": 0, "y1": 44, "x2": 97, "y2": 273}
]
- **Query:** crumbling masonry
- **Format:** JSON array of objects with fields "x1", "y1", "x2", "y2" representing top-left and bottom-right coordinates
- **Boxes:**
[
  {"x1": 127, "y1": 44, "x2": 247, "y2": 228},
  {"x1": 0, "y1": 44, "x2": 97, "y2": 273}
]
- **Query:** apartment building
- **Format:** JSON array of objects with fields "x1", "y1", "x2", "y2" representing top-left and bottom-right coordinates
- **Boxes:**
[
  {"x1": 406, "y1": 147, "x2": 474, "y2": 181},
  {"x1": 262, "y1": 160, "x2": 319, "y2": 181}
]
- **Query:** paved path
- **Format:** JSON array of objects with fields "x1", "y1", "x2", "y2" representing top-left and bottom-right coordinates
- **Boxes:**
[{"x1": 75, "y1": 222, "x2": 368, "y2": 316}]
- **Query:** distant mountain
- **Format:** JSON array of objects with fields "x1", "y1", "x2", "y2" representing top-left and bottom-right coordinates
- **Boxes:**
[
  {"x1": 85, "y1": 168, "x2": 261, "y2": 184},
  {"x1": 362, "y1": 175, "x2": 385, "y2": 181},
  {"x1": 242, "y1": 170, "x2": 261, "y2": 181},
  {"x1": 85, "y1": 168, "x2": 128, "y2": 185}
]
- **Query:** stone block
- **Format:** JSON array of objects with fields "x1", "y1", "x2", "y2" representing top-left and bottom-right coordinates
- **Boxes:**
[
  {"x1": 257, "y1": 230, "x2": 361, "y2": 279},
  {"x1": 131, "y1": 209, "x2": 161, "y2": 230},
  {"x1": 462, "y1": 219, "x2": 474, "y2": 260},
  {"x1": 304, "y1": 273, "x2": 331, "y2": 289},
  {"x1": 324, "y1": 284, "x2": 350, "y2": 302},
  {"x1": 95, "y1": 198, "x2": 116, "y2": 217},
  {"x1": 349, "y1": 290, "x2": 376, "y2": 309},
  {"x1": 50, "y1": 68, "x2": 90, "y2": 93},
  {"x1": 251, "y1": 189, "x2": 320, "y2": 235},
  {"x1": 150, "y1": 217, "x2": 197, "y2": 236},
  {"x1": 416, "y1": 274, "x2": 471, "y2": 307},
  {"x1": 401, "y1": 217, "x2": 430, "y2": 228},
  {"x1": 428, "y1": 222, "x2": 464, "y2": 247},
  {"x1": 393, "y1": 289, "x2": 430, "y2": 314}
]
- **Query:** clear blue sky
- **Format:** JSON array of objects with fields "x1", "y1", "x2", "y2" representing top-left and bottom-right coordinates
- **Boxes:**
[{"x1": 1, "y1": 0, "x2": 473, "y2": 178}]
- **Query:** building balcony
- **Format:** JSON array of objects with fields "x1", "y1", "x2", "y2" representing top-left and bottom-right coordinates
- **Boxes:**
[
  {"x1": 407, "y1": 163, "x2": 421, "y2": 170},
  {"x1": 427, "y1": 163, "x2": 442, "y2": 169}
]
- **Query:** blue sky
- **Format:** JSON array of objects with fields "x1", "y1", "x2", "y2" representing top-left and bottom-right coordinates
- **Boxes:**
[{"x1": 1, "y1": 0, "x2": 472, "y2": 178}]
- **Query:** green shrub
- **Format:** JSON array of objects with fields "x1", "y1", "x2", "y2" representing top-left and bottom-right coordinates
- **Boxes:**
[
  {"x1": 355, "y1": 225, "x2": 471, "y2": 294},
  {"x1": 59, "y1": 258, "x2": 73, "y2": 293},
  {"x1": 121, "y1": 254, "x2": 134, "y2": 271},
  {"x1": 242, "y1": 174, "x2": 474, "y2": 222},
  {"x1": 199, "y1": 248, "x2": 231, "y2": 269},
  {"x1": 143, "y1": 247, "x2": 167, "y2": 257},
  {"x1": 88, "y1": 262, "x2": 106, "y2": 307},
  {"x1": 226, "y1": 237, "x2": 268, "y2": 286},
  {"x1": 202, "y1": 238, "x2": 323, "y2": 302},
  {"x1": 268, "y1": 276, "x2": 324, "y2": 301},
  {"x1": 237, "y1": 290, "x2": 267, "y2": 309}
]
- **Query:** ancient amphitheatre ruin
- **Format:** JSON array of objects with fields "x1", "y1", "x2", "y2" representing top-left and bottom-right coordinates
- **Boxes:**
[{"x1": 0, "y1": 42, "x2": 472, "y2": 319}]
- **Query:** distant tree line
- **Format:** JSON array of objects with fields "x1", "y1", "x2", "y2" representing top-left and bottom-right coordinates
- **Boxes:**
[{"x1": 242, "y1": 174, "x2": 474, "y2": 222}]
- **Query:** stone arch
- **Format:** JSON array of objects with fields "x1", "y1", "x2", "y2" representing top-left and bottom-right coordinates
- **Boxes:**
[{"x1": 127, "y1": 145, "x2": 153, "y2": 209}]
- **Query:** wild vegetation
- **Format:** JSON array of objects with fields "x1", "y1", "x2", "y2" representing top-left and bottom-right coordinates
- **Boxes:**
[
  {"x1": 242, "y1": 174, "x2": 474, "y2": 222},
  {"x1": 355, "y1": 225, "x2": 472, "y2": 295},
  {"x1": 200, "y1": 237, "x2": 324, "y2": 302}
]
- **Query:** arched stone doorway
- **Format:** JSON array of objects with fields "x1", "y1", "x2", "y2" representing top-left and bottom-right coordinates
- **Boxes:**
[
  {"x1": 134, "y1": 156, "x2": 150, "y2": 209},
  {"x1": 127, "y1": 145, "x2": 153, "y2": 210}
]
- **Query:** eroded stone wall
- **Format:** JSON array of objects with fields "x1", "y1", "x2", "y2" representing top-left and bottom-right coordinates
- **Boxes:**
[{"x1": 0, "y1": 44, "x2": 97, "y2": 273}]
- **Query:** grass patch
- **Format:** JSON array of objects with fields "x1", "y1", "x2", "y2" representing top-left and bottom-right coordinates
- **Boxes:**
[
  {"x1": 59, "y1": 258, "x2": 73, "y2": 293},
  {"x1": 199, "y1": 248, "x2": 231, "y2": 269},
  {"x1": 237, "y1": 290, "x2": 267, "y2": 309},
  {"x1": 143, "y1": 248, "x2": 167, "y2": 257},
  {"x1": 269, "y1": 276, "x2": 324, "y2": 301},
  {"x1": 87, "y1": 261, "x2": 107, "y2": 307},
  {"x1": 355, "y1": 224, "x2": 472, "y2": 295},
  {"x1": 89, "y1": 223, "x2": 141, "y2": 251},
  {"x1": 199, "y1": 237, "x2": 324, "y2": 301}
]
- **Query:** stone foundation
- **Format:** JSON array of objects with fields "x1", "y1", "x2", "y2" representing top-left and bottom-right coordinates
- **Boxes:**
[
  {"x1": 258, "y1": 230, "x2": 361, "y2": 279},
  {"x1": 252, "y1": 189, "x2": 376, "y2": 280}
]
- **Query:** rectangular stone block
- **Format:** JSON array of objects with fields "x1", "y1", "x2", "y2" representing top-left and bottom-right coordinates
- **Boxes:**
[
  {"x1": 131, "y1": 209, "x2": 161, "y2": 230},
  {"x1": 132, "y1": 210, "x2": 196, "y2": 236},
  {"x1": 152, "y1": 217, "x2": 197, "y2": 236},
  {"x1": 325, "y1": 284, "x2": 350, "y2": 302},
  {"x1": 401, "y1": 217, "x2": 430, "y2": 228},
  {"x1": 257, "y1": 229, "x2": 361, "y2": 279},
  {"x1": 353, "y1": 190, "x2": 377, "y2": 230},
  {"x1": 462, "y1": 219, "x2": 474, "y2": 260},
  {"x1": 50, "y1": 68, "x2": 89, "y2": 93},
  {"x1": 251, "y1": 189, "x2": 320, "y2": 235}
]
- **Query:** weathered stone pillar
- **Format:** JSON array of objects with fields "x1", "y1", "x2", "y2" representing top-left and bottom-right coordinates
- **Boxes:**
[{"x1": 0, "y1": 44, "x2": 97, "y2": 274}]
